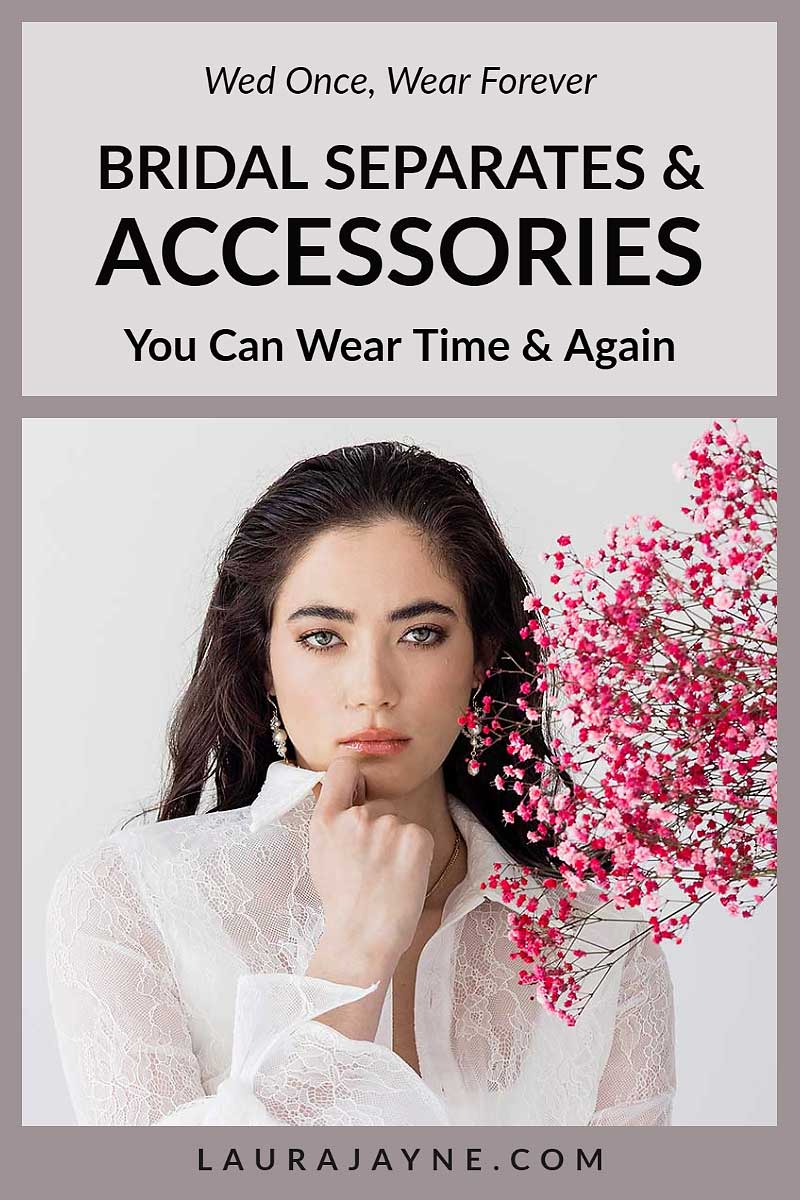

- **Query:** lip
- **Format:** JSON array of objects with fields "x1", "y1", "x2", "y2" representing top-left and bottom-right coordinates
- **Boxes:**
[
  {"x1": 338, "y1": 728, "x2": 411, "y2": 757},
  {"x1": 340, "y1": 728, "x2": 409, "y2": 742}
]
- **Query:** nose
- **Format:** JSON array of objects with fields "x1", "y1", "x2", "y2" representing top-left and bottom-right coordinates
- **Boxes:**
[{"x1": 345, "y1": 641, "x2": 400, "y2": 711}]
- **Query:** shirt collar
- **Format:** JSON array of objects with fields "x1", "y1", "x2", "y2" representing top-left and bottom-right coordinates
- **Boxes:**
[
  {"x1": 249, "y1": 760, "x2": 328, "y2": 827},
  {"x1": 249, "y1": 760, "x2": 526, "y2": 919}
]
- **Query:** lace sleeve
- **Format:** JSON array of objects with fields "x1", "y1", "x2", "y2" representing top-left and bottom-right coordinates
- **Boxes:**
[
  {"x1": 158, "y1": 973, "x2": 450, "y2": 1127},
  {"x1": 587, "y1": 931, "x2": 677, "y2": 1126},
  {"x1": 45, "y1": 842, "x2": 208, "y2": 1125},
  {"x1": 45, "y1": 842, "x2": 449, "y2": 1126}
]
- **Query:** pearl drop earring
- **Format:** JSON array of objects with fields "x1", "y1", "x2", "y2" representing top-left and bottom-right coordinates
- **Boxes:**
[{"x1": 269, "y1": 695, "x2": 288, "y2": 759}]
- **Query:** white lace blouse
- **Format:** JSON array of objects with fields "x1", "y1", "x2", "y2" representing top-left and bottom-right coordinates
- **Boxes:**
[{"x1": 45, "y1": 760, "x2": 677, "y2": 1126}]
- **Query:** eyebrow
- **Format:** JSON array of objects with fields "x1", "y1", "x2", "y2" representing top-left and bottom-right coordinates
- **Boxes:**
[{"x1": 286, "y1": 599, "x2": 459, "y2": 623}]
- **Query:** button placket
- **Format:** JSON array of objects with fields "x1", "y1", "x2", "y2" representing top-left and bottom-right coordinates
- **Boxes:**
[{"x1": 414, "y1": 897, "x2": 487, "y2": 1105}]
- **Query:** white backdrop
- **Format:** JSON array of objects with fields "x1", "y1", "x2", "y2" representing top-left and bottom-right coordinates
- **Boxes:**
[{"x1": 22, "y1": 416, "x2": 777, "y2": 1125}]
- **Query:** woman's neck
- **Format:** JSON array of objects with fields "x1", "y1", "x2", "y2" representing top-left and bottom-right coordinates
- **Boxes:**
[{"x1": 395, "y1": 772, "x2": 469, "y2": 911}]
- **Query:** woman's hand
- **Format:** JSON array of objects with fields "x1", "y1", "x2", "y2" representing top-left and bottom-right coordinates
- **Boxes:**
[{"x1": 308, "y1": 756, "x2": 435, "y2": 967}]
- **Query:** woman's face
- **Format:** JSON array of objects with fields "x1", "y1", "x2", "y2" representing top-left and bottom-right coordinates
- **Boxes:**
[{"x1": 267, "y1": 518, "x2": 483, "y2": 798}]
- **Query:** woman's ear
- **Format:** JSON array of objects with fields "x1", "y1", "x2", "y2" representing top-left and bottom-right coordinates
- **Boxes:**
[{"x1": 473, "y1": 636, "x2": 500, "y2": 688}]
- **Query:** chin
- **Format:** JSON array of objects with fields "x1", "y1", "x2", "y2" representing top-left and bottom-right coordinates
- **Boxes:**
[{"x1": 345, "y1": 754, "x2": 433, "y2": 800}]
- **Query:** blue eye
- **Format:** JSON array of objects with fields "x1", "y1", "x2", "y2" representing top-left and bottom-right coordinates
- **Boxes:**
[
  {"x1": 298, "y1": 630, "x2": 343, "y2": 652},
  {"x1": 401, "y1": 625, "x2": 446, "y2": 647}
]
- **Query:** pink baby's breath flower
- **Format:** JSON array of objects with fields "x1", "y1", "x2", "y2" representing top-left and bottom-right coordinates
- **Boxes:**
[{"x1": 469, "y1": 419, "x2": 777, "y2": 1027}]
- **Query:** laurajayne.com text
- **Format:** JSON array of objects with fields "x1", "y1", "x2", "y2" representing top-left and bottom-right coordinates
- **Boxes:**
[{"x1": 197, "y1": 1144, "x2": 603, "y2": 1173}]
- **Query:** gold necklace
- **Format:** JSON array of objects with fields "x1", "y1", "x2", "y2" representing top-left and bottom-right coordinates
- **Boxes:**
[{"x1": 425, "y1": 827, "x2": 463, "y2": 900}]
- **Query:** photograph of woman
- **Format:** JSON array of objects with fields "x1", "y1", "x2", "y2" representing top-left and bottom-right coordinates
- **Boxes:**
[
  {"x1": 33, "y1": 421, "x2": 775, "y2": 1127},
  {"x1": 41, "y1": 436, "x2": 676, "y2": 1126}
]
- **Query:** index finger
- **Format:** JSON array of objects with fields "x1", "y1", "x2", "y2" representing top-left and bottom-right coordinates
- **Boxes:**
[{"x1": 312, "y1": 755, "x2": 366, "y2": 818}]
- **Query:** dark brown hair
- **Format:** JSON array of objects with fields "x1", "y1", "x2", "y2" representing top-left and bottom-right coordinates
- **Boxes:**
[{"x1": 149, "y1": 441, "x2": 568, "y2": 875}]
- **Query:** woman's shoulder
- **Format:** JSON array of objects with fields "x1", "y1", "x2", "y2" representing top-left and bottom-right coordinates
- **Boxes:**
[
  {"x1": 111, "y1": 802, "x2": 253, "y2": 852},
  {"x1": 545, "y1": 881, "x2": 672, "y2": 990},
  {"x1": 47, "y1": 806, "x2": 253, "y2": 913}
]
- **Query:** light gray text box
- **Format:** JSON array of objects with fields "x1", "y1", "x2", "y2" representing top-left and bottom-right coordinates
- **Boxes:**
[{"x1": 22, "y1": 21, "x2": 776, "y2": 395}]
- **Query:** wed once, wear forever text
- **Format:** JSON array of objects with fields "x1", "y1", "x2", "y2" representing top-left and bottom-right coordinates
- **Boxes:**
[{"x1": 202, "y1": 64, "x2": 600, "y2": 98}]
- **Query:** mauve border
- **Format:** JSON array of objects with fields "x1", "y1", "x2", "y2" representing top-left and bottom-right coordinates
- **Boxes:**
[{"x1": 5, "y1": 3, "x2": 789, "y2": 1198}]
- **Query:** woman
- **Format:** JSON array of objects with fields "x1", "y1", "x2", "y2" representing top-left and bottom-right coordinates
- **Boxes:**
[{"x1": 45, "y1": 441, "x2": 676, "y2": 1126}]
